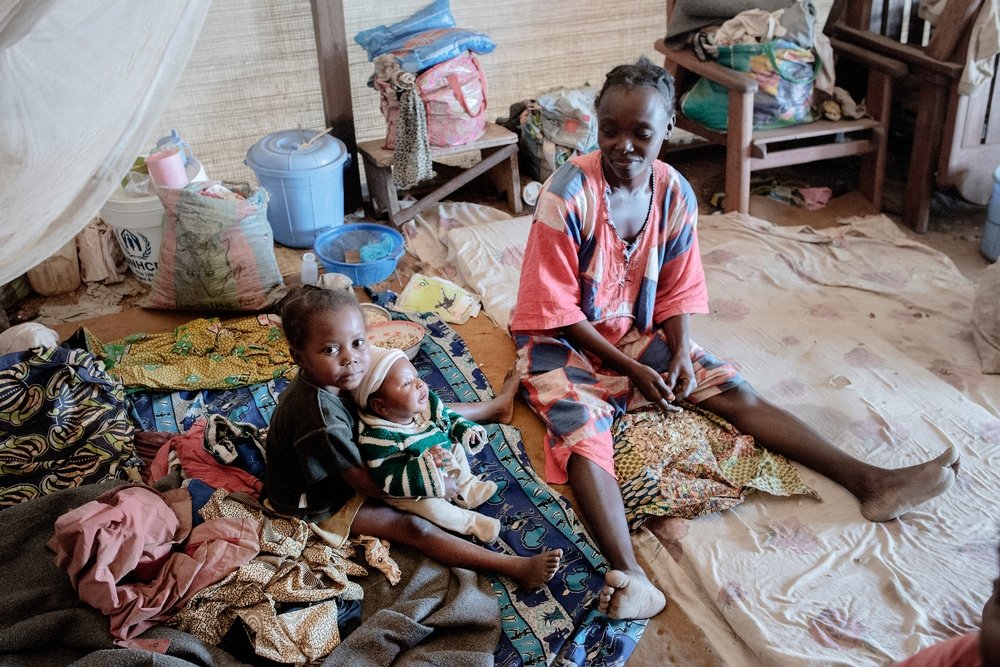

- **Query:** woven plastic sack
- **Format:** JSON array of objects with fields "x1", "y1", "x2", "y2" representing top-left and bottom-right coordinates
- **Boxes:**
[
  {"x1": 680, "y1": 39, "x2": 818, "y2": 131},
  {"x1": 376, "y1": 50, "x2": 487, "y2": 149},
  {"x1": 144, "y1": 182, "x2": 286, "y2": 311}
]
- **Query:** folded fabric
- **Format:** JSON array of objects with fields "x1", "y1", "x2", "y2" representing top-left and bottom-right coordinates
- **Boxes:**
[
  {"x1": 0, "y1": 345, "x2": 140, "y2": 508},
  {"x1": 665, "y1": 0, "x2": 796, "y2": 41}
]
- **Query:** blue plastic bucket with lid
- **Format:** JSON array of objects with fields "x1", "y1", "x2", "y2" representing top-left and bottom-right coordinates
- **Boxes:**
[
  {"x1": 982, "y1": 164, "x2": 1000, "y2": 262},
  {"x1": 245, "y1": 129, "x2": 351, "y2": 248}
]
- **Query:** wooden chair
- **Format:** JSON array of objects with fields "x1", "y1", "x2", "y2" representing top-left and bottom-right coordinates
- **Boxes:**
[
  {"x1": 654, "y1": 0, "x2": 908, "y2": 214},
  {"x1": 829, "y1": 0, "x2": 996, "y2": 233}
]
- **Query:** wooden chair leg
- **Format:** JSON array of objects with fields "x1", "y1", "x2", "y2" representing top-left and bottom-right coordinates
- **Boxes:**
[
  {"x1": 859, "y1": 70, "x2": 893, "y2": 210},
  {"x1": 506, "y1": 150, "x2": 522, "y2": 214},
  {"x1": 725, "y1": 89, "x2": 755, "y2": 213},
  {"x1": 361, "y1": 152, "x2": 399, "y2": 218},
  {"x1": 904, "y1": 82, "x2": 949, "y2": 233},
  {"x1": 484, "y1": 145, "x2": 522, "y2": 214}
]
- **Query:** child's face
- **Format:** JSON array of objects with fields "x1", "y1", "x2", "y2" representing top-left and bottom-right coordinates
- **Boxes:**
[
  {"x1": 291, "y1": 307, "x2": 370, "y2": 393},
  {"x1": 370, "y1": 357, "x2": 428, "y2": 423},
  {"x1": 597, "y1": 84, "x2": 671, "y2": 186}
]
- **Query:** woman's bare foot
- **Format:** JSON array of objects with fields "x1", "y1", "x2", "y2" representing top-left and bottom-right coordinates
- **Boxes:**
[
  {"x1": 511, "y1": 549, "x2": 563, "y2": 590},
  {"x1": 599, "y1": 569, "x2": 666, "y2": 620},
  {"x1": 860, "y1": 446, "x2": 960, "y2": 522}
]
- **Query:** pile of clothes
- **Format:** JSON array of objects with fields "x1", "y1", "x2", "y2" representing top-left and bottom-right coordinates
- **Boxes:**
[{"x1": 669, "y1": 0, "x2": 867, "y2": 123}]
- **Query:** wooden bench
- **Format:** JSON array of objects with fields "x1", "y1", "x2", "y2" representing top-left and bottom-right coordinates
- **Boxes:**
[{"x1": 358, "y1": 122, "x2": 521, "y2": 225}]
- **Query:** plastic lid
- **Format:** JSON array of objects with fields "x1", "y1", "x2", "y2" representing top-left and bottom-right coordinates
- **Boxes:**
[{"x1": 245, "y1": 129, "x2": 348, "y2": 173}]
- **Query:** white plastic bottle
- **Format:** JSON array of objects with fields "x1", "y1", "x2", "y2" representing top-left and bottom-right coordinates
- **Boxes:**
[{"x1": 300, "y1": 252, "x2": 319, "y2": 286}]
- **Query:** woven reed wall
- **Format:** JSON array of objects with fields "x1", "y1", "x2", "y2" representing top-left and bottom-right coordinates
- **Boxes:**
[{"x1": 151, "y1": 0, "x2": 832, "y2": 187}]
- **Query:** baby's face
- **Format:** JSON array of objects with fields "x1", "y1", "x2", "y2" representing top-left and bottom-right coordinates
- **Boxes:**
[
  {"x1": 372, "y1": 357, "x2": 428, "y2": 423},
  {"x1": 293, "y1": 307, "x2": 370, "y2": 393}
]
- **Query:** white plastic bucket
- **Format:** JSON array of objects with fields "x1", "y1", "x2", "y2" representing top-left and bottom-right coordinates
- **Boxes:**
[
  {"x1": 100, "y1": 190, "x2": 164, "y2": 284},
  {"x1": 100, "y1": 159, "x2": 208, "y2": 283}
]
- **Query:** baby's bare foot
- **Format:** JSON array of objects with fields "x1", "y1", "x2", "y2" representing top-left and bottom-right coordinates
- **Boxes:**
[
  {"x1": 513, "y1": 549, "x2": 563, "y2": 590},
  {"x1": 601, "y1": 569, "x2": 666, "y2": 620},
  {"x1": 860, "y1": 446, "x2": 960, "y2": 522}
]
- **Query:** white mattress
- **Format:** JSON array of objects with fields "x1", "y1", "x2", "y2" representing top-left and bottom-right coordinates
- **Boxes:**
[{"x1": 639, "y1": 213, "x2": 999, "y2": 666}]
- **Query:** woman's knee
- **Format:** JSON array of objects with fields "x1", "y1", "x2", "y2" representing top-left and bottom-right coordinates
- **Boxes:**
[{"x1": 703, "y1": 381, "x2": 764, "y2": 417}]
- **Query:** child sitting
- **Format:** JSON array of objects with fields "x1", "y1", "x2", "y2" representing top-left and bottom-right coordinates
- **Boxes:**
[
  {"x1": 265, "y1": 285, "x2": 561, "y2": 590},
  {"x1": 351, "y1": 345, "x2": 500, "y2": 543}
]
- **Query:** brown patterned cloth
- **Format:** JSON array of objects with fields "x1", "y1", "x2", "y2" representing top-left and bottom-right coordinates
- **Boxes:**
[
  {"x1": 614, "y1": 406, "x2": 820, "y2": 528},
  {"x1": 170, "y1": 488, "x2": 500, "y2": 665},
  {"x1": 169, "y1": 489, "x2": 378, "y2": 665}
]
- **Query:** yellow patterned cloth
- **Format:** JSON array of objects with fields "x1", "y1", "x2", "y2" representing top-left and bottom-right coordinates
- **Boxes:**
[
  {"x1": 85, "y1": 315, "x2": 295, "y2": 391},
  {"x1": 613, "y1": 406, "x2": 820, "y2": 528}
]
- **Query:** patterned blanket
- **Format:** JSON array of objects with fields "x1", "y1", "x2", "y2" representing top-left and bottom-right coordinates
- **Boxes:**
[
  {"x1": 125, "y1": 312, "x2": 645, "y2": 666},
  {"x1": 0, "y1": 346, "x2": 141, "y2": 508}
]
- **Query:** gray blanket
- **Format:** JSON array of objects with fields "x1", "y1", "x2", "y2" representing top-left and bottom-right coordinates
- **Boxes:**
[{"x1": 0, "y1": 481, "x2": 500, "y2": 666}]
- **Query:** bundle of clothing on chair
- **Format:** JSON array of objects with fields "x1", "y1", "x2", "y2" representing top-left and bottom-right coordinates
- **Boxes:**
[
  {"x1": 358, "y1": 0, "x2": 495, "y2": 189},
  {"x1": 672, "y1": 0, "x2": 867, "y2": 122}
]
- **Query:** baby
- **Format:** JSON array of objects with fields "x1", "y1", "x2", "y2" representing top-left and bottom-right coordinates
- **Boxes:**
[{"x1": 351, "y1": 345, "x2": 501, "y2": 543}]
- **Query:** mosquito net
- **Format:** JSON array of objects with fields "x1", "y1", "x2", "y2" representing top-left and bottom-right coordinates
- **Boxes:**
[{"x1": 0, "y1": 0, "x2": 210, "y2": 285}]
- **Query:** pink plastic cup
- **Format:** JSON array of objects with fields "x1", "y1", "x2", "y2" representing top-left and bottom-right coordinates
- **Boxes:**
[{"x1": 145, "y1": 147, "x2": 189, "y2": 189}]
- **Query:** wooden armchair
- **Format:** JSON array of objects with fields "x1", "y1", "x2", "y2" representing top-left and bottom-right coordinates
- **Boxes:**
[
  {"x1": 654, "y1": 0, "x2": 908, "y2": 214},
  {"x1": 829, "y1": 0, "x2": 996, "y2": 233}
]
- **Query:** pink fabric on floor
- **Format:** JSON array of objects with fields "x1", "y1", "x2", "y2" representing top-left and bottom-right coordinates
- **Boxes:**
[{"x1": 48, "y1": 485, "x2": 260, "y2": 640}]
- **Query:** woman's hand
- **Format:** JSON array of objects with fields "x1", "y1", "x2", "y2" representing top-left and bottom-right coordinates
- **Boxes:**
[
  {"x1": 626, "y1": 359, "x2": 682, "y2": 412},
  {"x1": 664, "y1": 348, "x2": 696, "y2": 401}
]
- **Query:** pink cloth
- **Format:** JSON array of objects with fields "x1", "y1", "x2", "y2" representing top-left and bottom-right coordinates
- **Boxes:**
[
  {"x1": 896, "y1": 633, "x2": 982, "y2": 667},
  {"x1": 48, "y1": 485, "x2": 259, "y2": 640},
  {"x1": 799, "y1": 186, "x2": 833, "y2": 210},
  {"x1": 150, "y1": 419, "x2": 263, "y2": 496}
]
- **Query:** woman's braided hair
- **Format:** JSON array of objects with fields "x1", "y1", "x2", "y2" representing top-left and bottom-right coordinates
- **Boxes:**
[
  {"x1": 279, "y1": 285, "x2": 360, "y2": 349},
  {"x1": 596, "y1": 56, "x2": 676, "y2": 118}
]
